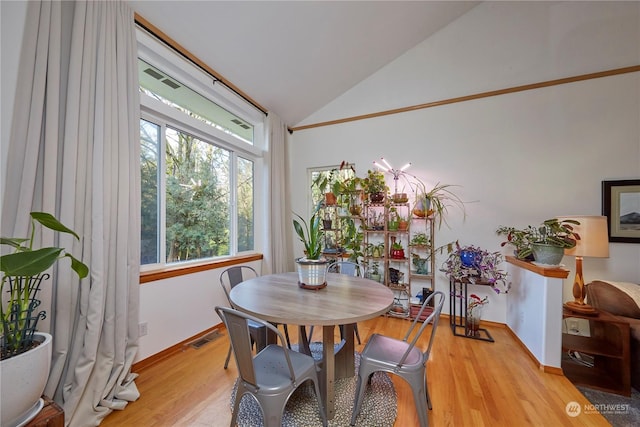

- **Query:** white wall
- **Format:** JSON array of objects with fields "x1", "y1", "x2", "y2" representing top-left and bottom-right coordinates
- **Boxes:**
[
  {"x1": 289, "y1": 1, "x2": 640, "y2": 323},
  {"x1": 136, "y1": 259, "x2": 262, "y2": 362}
]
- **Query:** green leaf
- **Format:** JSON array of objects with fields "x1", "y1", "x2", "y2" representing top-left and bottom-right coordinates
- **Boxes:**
[
  {"x1": 67, "y1": 254, "x2": 89, "y2": 279},
  {"x1": 31, "y1": 212, "x2": 80, "y2": 240},
  {"x1": 0, "y1": 247, "x2": 63, "y2": 276},
  {"x1": 0, "y1": 237, "x2": 29, "y2": 250}
]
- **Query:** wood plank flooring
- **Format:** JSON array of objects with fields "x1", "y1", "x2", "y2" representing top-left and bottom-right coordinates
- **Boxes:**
[{"x1": 100, "y1": 316, "x2": 610, "y2": 426}]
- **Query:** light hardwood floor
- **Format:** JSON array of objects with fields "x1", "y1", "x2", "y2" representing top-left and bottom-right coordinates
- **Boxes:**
[{"x1": 100, "y1": 316, "x2": 610, "y2": 426}]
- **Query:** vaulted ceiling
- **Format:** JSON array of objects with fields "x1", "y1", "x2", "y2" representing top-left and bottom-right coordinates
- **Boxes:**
[{"x1": 130, "y1": 1, "x2": 479, "y2": 126}]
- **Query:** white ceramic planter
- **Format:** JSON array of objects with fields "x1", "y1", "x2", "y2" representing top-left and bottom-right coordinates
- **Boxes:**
[
  {"x1": 1, "y1": 332, "x2": 52, "y2": 427},
  {"x1": 295, "y1": 257, "x2": 328, "y2": 290}
]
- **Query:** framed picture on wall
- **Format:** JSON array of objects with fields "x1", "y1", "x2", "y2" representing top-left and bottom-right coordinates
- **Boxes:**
[{"x1": 602, "y1": 179, "x2": 640, "y2": 243}]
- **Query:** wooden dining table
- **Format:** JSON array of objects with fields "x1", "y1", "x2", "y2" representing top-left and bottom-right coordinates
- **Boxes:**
[{"x1": 229, "y1": 271, "x2": 394, "y2": 420}]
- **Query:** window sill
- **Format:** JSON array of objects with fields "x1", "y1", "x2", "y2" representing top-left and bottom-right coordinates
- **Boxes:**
[{"x1": 140, "y1": 253, "x2": 263, "y2": 283}]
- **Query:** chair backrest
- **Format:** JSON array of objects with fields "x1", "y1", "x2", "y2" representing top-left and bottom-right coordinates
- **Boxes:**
[
  {"x1": 327, "y1": 260, "x2": 365, "y2": 277},
  {"x1": 215, "y1": 306, "x2": 295, "y2": 388},
  {"x1": 220, "y1": 265, "x2": 258, "y2": 305},
  {"x1": 397, "y1": 290, "x2": 445, "y2": 367}
]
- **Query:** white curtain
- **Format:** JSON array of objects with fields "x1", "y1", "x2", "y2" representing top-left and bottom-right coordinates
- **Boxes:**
[
  {"x1": 2, "y1": 1, "x2": 140, "y2": 426},
  {"x1": 265, "y1": 113, "x2": 294, "y2": 274}
]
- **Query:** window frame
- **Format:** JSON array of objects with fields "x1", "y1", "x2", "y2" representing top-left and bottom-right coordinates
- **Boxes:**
[{"x1": 137, "y1": 27, "x2": 264, "y2": 274}]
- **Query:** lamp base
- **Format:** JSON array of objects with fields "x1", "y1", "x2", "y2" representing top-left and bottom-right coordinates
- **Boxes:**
[{"x1": 564, "y1": 301, "x2": 598, "y2": 316}]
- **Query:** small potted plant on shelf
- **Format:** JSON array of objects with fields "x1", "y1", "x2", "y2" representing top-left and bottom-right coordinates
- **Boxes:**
[
  {"x1": 389, "y1": 237, "x2": 405, "y2": 259},
  {"x1": 496, "y1": 218, "x2": 580, "y2": 265},
  {"x1": 293, "y1": 204, "x2": 329, "y2": 289},
  {"x1": 360, "y1": 169, "x2": 388, "y2": 203},
  {"x1": 412, "y1": 181, "x2": 466, "y2": 230},
  {"x1": 368, "y1": 261, "x2": 381, "y2": 283},
  {"x1": 387, "y1": 207, "x2": 399, "y2": 231},
  {"x1": 440, "y1": 242, "x2": 510, "y2": 294}
]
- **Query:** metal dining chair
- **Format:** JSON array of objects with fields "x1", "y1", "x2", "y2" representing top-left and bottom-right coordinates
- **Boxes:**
[
  {"x1": 220, "y1": 266, "x2": 267, "y2": 369},
  {"x1": 215, "y1": 306, "x2": 328, "y2": 427},
  {"x1": 350, "y1": 290, "x2": 445, "y2": 427}
]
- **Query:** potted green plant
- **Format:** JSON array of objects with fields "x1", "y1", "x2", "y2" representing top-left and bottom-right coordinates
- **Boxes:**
[
  {"x1": 497, "y1": 218, "x2": 580, "y2": 265},
  {"x1": 293, "y1": 205, "x2": 328, "y2": 289},
  {"x1": 360, "y1": 170, "x2": 388, "y2": 203},
  {"x1": 496, "y1": 225, "x2": 538, "y2": 260},
  {"x1": 1, "y1": 212, "x2": 89, "y2": 427},
  {"x1": 440, "y1": 243, "x2": 510, "y2": 294},
  {"x1": 411, "y1": 180, "x2": 466, "y2": 229}
]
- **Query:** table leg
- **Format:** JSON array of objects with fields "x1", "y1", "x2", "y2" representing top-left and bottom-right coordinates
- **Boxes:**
[
  {"x1": 335, "y1": 323, "x2": 355, "y2": 379},
  {"x1": 298, "y1": 325, "x2": 311, "y2": 356},
  {"x1": 322, "y1": 325, "x2": 336, "y2": 420}
]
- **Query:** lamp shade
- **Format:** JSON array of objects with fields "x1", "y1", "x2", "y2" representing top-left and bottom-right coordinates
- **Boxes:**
[{"x1": 558, "y1": 215, "x2": 610, "y2": 258}]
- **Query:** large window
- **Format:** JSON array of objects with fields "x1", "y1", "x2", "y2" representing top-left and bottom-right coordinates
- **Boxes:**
[{"x1": 138, "y1": 30, "x2": 262, "y2": 268}]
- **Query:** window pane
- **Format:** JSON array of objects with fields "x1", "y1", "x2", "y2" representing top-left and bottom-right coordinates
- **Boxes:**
[
  {"x1": 165, "y1": 127, "x2": 230, "y2": 263},
  {"x1": 237, "y1": 157, "x2": 254, "y2": 252},
  {"x1": 140, "y1": 119, "x2": 160, "y2": 265}
]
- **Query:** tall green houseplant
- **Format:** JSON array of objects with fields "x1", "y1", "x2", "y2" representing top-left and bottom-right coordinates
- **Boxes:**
[{"x1": 1, "y1": 212, "x2": 89, "y2": 359}]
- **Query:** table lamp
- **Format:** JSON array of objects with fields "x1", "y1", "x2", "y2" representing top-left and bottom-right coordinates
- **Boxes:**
[{"x1": 558, "y1": 215, "x2": 609, "y2": 315}]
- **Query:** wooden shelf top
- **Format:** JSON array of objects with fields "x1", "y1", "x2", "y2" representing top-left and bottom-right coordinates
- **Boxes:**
[{"x1": 506, "y1": 256, "x2": 569, "y2": 279}]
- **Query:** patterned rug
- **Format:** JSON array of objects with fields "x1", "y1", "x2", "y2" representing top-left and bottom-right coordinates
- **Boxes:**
[{"x1": 230, "y1": 344, "x2": 397, "y2": 426}]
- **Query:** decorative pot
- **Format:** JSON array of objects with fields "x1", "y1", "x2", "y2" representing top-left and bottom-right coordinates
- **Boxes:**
[
  {"x1": 324, "y1": 192, "x2": 337, "y2": 205},
  {"x1": 398, "y1": 220, "x2": 409, "y2": 231},
  {"x1": 412, "y1": 257, "x2": 429, "y2": 274},
  {"x1": 295, "y1": 257, "x2": 328, "y2": 290},
  {"x1": 369, "y1": 192, "x2": 385, "y2": 203},
  {"x1": 391, "y1": 193, "x2": 408, "y2": 203},
  {"x1": 459, "y1": 250, "x2": 479, "y2": 267},
  {"x1": 531, "y1": 243, "x2": 565, "y2": 265},
  {"x1": 1, "y1": 332, "x2": 52, "y2": 427},
  {"x1": 387, "y1": 220, "x2": 399, "y2": 231},
  {"x1": 349, "y1": 205, "x2": 362, "y2": 216},
  {"x1": 390, "y1": 248, "x2": 405, "y2": 259}
]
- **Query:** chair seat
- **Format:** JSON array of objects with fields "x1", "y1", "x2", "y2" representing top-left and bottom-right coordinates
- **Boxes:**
[
  {"x1": 253, "y1": 345, "x2": 318, "y2": 392},
  {"x1": 362, "y1": 333, "x2": 424, "y2": 369}
]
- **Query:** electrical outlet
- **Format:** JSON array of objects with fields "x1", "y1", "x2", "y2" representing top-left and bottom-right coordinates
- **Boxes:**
[{"x1": 139, "y1": 322, "x2": 148, "y2": 337}]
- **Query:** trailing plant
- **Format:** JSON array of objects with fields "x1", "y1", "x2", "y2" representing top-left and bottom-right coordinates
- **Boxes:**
[
  {"x1": 1, "y1": 212, "x2": 89, "y2": 359},
  {"x1": 413, "y1": 180, "x2": 467, "y2": 229},
  {"x1": 440, "y1": 242, "x2": 510, "y2": 294}
]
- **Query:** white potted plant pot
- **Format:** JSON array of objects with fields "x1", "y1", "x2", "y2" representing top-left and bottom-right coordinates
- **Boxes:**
[
  {"x1": 295, "y1": 257, "x2": 328, "y2": 290},
  {"x1": 1, "y1": 332, "x2": 52, "y2": 427}
]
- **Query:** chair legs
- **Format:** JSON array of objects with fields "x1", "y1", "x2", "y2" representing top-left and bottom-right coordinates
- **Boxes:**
[
  {"x1": 351, "y1": 365, "x2": 430, "y2": 427},
  {"x1": 224, "y1": 345, "x2": 233, "y2": 369},
  {"x1": 231, "y1": 379, "x2": 326, "y2": 427}
]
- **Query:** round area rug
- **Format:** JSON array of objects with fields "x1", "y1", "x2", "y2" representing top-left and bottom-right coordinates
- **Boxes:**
[{"x1": 229, "y1": 343, "x2": 397, "y2": 426}]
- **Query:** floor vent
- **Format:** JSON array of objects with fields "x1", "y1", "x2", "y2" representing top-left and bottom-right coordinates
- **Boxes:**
[{"x1": 188, "y1": 330, "x2": 222, "y2": 349}]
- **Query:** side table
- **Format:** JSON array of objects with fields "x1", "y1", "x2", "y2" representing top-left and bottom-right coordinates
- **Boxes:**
[
  {"x1": 562, "y1": 308, "x2": 631, "y2": 396},
  {"x1": 449, "y1": 278, "x2": 494, "y2": 342},
  {"x1": 25, "y1": 397, "x2": 64, "y2": 427}
]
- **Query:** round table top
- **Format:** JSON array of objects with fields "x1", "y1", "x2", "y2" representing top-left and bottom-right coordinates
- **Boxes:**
[{"x1": 229, "y1": 272, "x2": 394, "y2": 326}]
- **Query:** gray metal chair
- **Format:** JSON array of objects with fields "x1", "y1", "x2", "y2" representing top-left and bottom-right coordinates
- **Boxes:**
[
  {"x1": 215, "y1": 306, "x2": 328, "y2": 427},
  {"x1": 220, "y1": 265, "x2": 294, "y2": 369},
  {"x1": 220, "y1": 266, "x2": 267, "y2": 369},
  {"x1": 350, "y1": 290, "x2": 445, "y2": 427}
]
